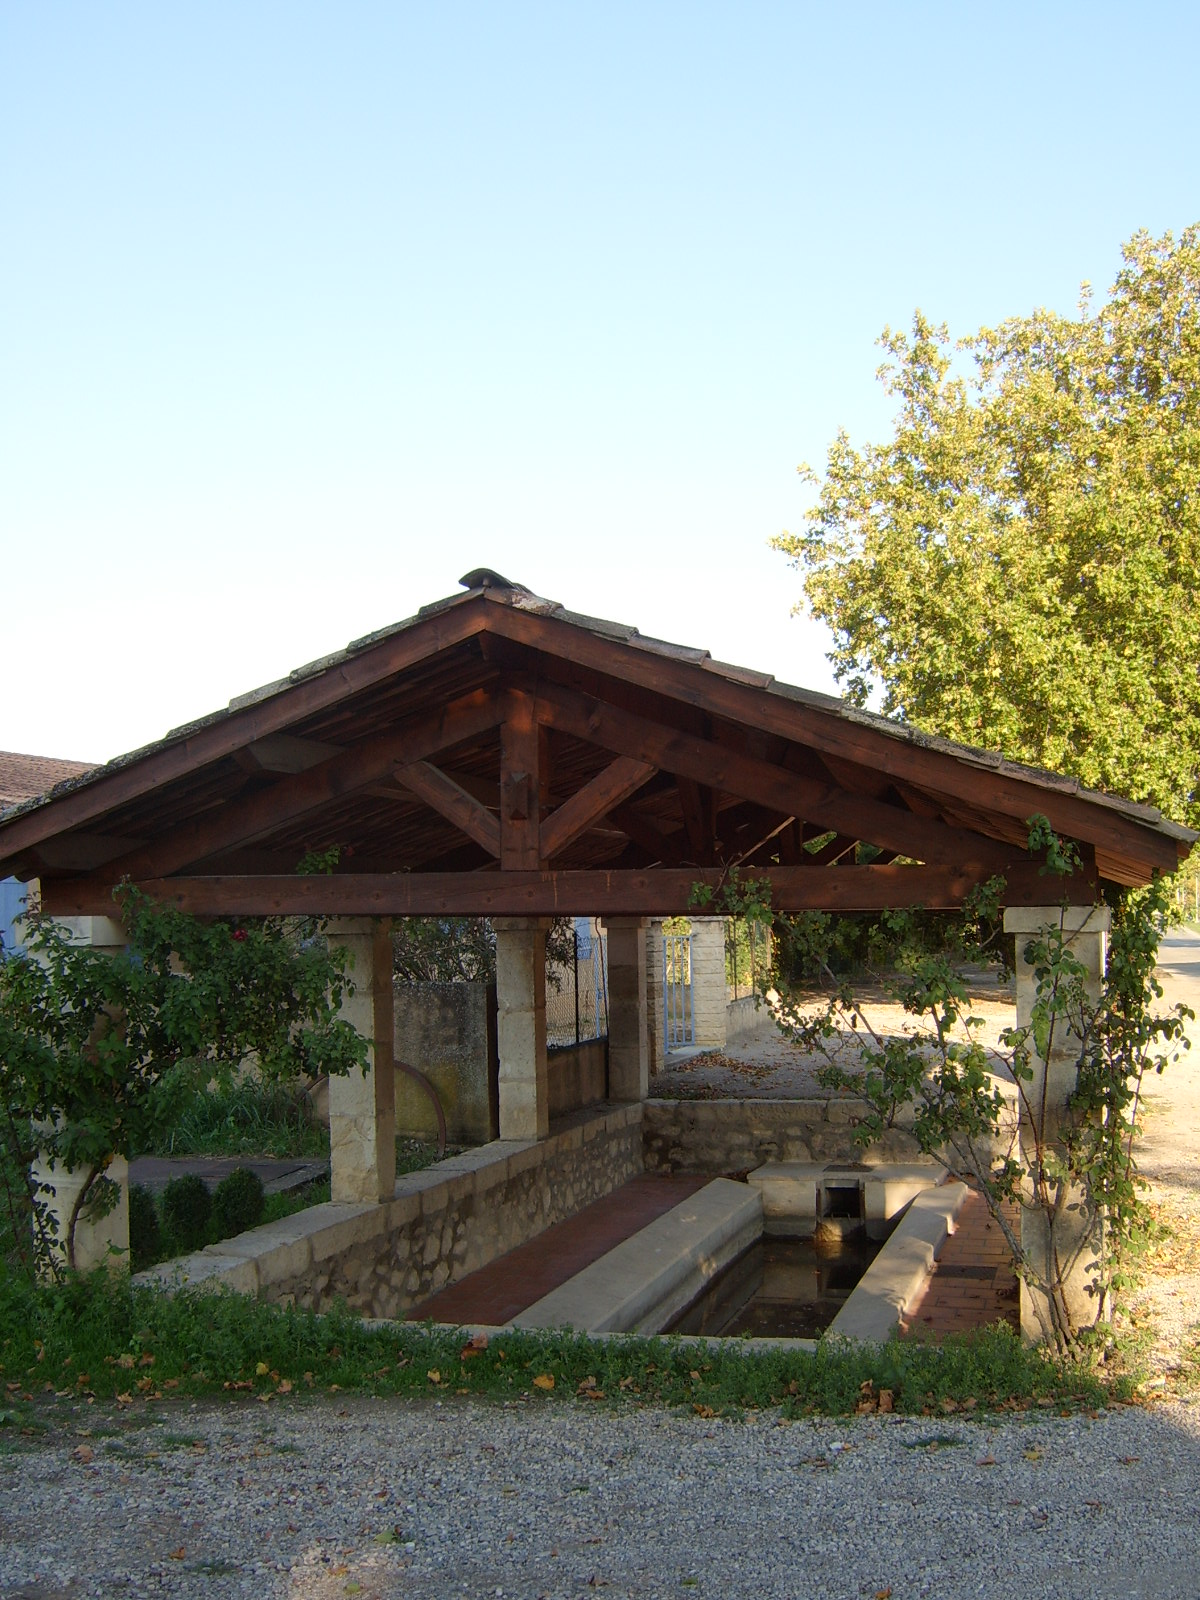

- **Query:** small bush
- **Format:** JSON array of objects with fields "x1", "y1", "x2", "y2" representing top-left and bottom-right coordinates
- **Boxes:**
[
  {"x1": 128, "y1": 1184, "x2": 161, "y2": 1270},
  {"x1": 211, "y1": 1168, "x2": 265, "y2": 1239},
  {"x1": 161, "y1": 1174, "x2": 212, "y2": 1253}
]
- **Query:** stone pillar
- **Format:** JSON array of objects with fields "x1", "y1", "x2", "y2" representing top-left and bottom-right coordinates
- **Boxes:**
[
  {"x1": 495, "y1": 917, "x2": 548, "y2": 1141},
  {"x1": 606, "y1": 917, "x2": 649, "y2": 1102},
  {"x1": 689, "y1": 917, "x2": 728, "y2": 1049},
  {"x1": 1003, "y1": 904, "x2": 1111, "y2": 1342},
  {"x1": 328, "y1": 921, "x2": 396, "y2": 1204},
  {"x1": 30, "y1": 914, "x2": 131, "y2": 1271},
  {"x1": 644, "y1": 921, "x2": 665, "y2": 1077}
]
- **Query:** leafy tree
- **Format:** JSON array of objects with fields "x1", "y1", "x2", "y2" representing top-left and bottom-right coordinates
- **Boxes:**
[
  {"x1": 393, "y1": 916, "x2": 577, "y2": 986},
  {"x1": 0, "y1": 888, "x2": 368, "y2": 1274},
  {"x1": 775, "y1": 225, "x2": 1200, "y2": 826}
]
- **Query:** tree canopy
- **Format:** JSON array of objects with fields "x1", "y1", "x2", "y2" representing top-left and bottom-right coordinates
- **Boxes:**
[{"x1": 774, "y1": 225, "x2": 1200, "y2": 828}]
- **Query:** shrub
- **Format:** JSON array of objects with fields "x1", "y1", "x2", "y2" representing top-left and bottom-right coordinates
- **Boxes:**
[
  {"x1": 128, "y1": 1184, "x2": 161, "y2": 1270},
  {"x1": 211, "y1": 1168, "x2": 265, "y2": 1239},
  {"x1": 161, "y1": 1174, "x2": 212, "y2": 1253}
]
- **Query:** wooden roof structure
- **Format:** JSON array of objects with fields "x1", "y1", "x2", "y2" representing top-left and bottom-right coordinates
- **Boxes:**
[{"x1": 1, "y1": 573, "x2": 1192, "y2": 920}]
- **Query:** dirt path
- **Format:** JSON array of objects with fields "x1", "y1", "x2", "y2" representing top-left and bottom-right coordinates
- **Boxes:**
[{"x1": 1124, "y1": 927, "x2": 1200, "y2": 1380}]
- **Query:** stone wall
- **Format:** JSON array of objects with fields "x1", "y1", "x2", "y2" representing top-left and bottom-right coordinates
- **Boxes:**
[
  {"x1": 642, "y1": 1097, "x2": 923, "y2": 1173},
  {"x1": 394, "y1": 981, "x2": 497, "y2": 1144},
  {"x1": 725, "y1": 995, "x2": 775, "y2": 1046},
  {"x1": 141, "y1": 1104, "x2": 643, "y2": 1322},
  {"x1": 547, "y1": 1039, "x2": 607, "y2": 1119}
]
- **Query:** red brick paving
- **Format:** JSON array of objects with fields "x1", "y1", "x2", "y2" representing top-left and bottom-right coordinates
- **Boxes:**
[
  {"x1": 407, "y1": 1173, "x2": 710, "y2": 1327},
  {"x1": 900, "y1": 1187, "x2": 1020, "y2": 1338}
]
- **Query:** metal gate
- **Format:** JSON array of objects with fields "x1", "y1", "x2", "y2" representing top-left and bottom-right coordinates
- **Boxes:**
[{"x1": 662, "y1": 930, "x2": 694, "y2": 1049}]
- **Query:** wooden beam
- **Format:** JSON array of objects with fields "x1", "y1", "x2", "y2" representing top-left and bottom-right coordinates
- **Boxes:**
[
  {"x1": 500, "y1": 690, "x2": 542, "y2": 870},
  {"x1": 675, "y1": 775, "x2": 714, "y2": 861},
  {"x1": 606, "y1": 802, "x2": 688, "y2": 865},
  {"x1": 484, "y1": 605, "x2": 1188, "y2": 877},
  {"x1": 98, "y1": 687, "x2": 504, "y2": 880},
  {"x1": 0, "y1": 602, "x2": 494, "y2": 860},
  {"x1": 539, "y1": 756, "x2": 656, "y2": 862},
  {"x1": 531, "y1": 680, "x2": 1015, "y2": 873},
  {"x1": 394, "y1": 761, "x2": 501, "y2": 857},
  {"x1": 42, "y1": 856, "x2": 1098, "y2": 919}
]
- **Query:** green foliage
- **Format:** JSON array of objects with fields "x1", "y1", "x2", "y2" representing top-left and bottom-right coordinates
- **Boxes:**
[
  {"x1": 393, "y1": 915, "x2": 576, "y2": 986},
  {"x1": 775, "y1": 224, "x2": 1200, "y2": 826},
  {"x1": 769, "y1": 827, "x2": 1192, "y2": 1351},
  {"x1": 127, "y1": 1185, "x2": 160, "y2": 1272},
  {"x1": 160, "y1": 1175, "x2": 212, "y2": 1253},
  {"x1": 0, "y1": 886, "x2": 368, "y2": 1272},
  {"x1": 211, "y1": 1169, "x2": 265, "y2": 1240},
  {"x1": 139, "y1": 1076, "x2": 328, "y2": 1160},
  {"x1": 0, "y1": 1269, "x2": 1122, "y2": 1416}
]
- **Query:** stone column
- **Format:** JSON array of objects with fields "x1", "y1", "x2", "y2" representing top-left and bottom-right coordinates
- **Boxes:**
[
  {"x1": 29, "y1": 914, "x2": 131, "y2": 1271},
  {"x1": 1003, "y1": 904, "x2": 1111, "y2": 1342},
  {"x1": 328, "y1": 920, "x2": 396, "y2": 1204},
  {"x1": 644, "y1": 920, "x2": 665, "y2": 1077},
  {"x1": 689, "y1": 916, "x2": 728, "y2": 1049},
  {"x1": 495, "y1": 917, "x2": 548, "y2": 1141},
  {"x1": 606, "y1": 917, "x2": 649, "y2": 1102}
]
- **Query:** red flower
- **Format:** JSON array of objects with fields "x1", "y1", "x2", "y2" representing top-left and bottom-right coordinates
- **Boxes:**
[{"x1": 232, "y1": 928, "x2": 247, "y2": 942}]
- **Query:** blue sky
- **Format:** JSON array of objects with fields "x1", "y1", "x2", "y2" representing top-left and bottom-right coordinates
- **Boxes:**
[{"x1": 4, "y1": 2, "x2": 1198, "y2": 762}]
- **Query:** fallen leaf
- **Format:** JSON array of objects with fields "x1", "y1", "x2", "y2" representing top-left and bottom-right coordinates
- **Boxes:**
[
  {"x1": 71, "y1": 1444, "x2": 94, "y2": 1464},
  {"x1": 255, "y1": 1361, "x2": 270, "y2": 1377},
  {"x1": 1119, "y1": 1455, "x2": 1141, "y2": 1466},
  {"x1": 426, "y1": 1370, "x2": 442, "y2": 1385},
  {"x1": 277, "y1": 1378, "x2": 293, "y2": 1395},
  {"x1": 878, "y1": 1389, "x2": 894, "y2": 1413},
  {"x1": 460, "y1": 1333, "x2": 489, "y2": 1360},
  {"x1": 115, "y1": 1392, "x2": 133, "y2": 1406},
  {"x1": 977, "y1": 1453, "x2": 997, "y2": 1467},
  {"x1": 117, "y1": 1353, "x2": 136, "y2": 1370},
  {"x1": 532, "y1": 1374, "x2": 555, "y2": 1391},
  {"x1": 168, "y1": 1547, "x2": 185, "y2": 1561},
  {"x1": 1023, "y1": 1448, "x2": 1043, "y2": 1463},
  {"x1": 876, "y1": 1590, "x2": 893, "y2": 1599},
  {"x1": 692, "y1": 1403, "x2": 715, "y2": 1419}
]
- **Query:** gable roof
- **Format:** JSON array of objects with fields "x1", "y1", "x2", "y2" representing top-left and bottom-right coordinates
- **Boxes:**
[
  {"x1": 0, "y1": 751, "x2": 95, "y2": 812},
  {"x1": 0, "y1": 575, "x2": 1191, "y2": 918}
]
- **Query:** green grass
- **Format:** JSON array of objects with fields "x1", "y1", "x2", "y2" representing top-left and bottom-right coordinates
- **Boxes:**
[
  {"x1": 0, "y1": 1268, "x2": 1130, "y2": 1422},
  {"x1": 137, "y1": 1079, "x2": 330, "y2": 1160}
]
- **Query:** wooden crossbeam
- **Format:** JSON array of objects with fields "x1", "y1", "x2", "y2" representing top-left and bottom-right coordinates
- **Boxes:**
[
  {"x1": 539, "y1": 756, "x2": 656, "y2": 862},
  {"x1": 394, "y1": 761, "x2": 501, "y2": 857},
  {"x1": 98, "y1": 687, "x2": 504, "y2": 881},
  {"x1": 41, "y1": 856, "x2": 1098, "y2": 919},
  {"x1": 530, "y1": 680, "x2": 1014, "y2": 873},
  {"x1": 483, "y1": 605, "x2": 1187, "y2": 876}
]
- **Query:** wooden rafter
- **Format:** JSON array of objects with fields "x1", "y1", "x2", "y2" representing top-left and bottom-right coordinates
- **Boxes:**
[
  {"x1": 531, "y1": 680, "x2": 1014, "y2": 872},
  {"x1": 96, "y1": 687, "x2": 504, "y2": 881},
  {"x1": 539, "y1": 756, "x2": 656, "y2": 862},
  {"x1": 394, "y1": 761, "x2": 501, "y2": 857}
]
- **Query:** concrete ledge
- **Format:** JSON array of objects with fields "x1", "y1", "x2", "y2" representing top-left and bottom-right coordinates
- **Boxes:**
[
  {"x1": 514, "y1": 1178, "x2": 762, "y2": 1335},
  {"x1": 827, "y1": 1182, "x2": 968, "y2": 1344},
  {"x1": 748, "y1": 1160, "x2": 944, "y2": 1238}
]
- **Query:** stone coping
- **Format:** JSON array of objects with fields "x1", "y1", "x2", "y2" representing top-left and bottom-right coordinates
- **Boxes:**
[
  {"x1": 135, "y1": 1102, "x2": 643, "y2": 1297},
  {"x1": 513, "y1": 1178, "x2": 762, "y2": 1336},
  {"x1": 827, "y1": 1183, "x2": 969, "y2": 1344}
]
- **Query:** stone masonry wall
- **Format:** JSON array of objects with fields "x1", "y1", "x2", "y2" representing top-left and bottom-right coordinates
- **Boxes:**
[
  {"x1": 643, "y1": 1097, "x2": 923, "y2": 1173},
  {"x1": 140, "y1": 1104, "x2": 643, "y2": 1322}
]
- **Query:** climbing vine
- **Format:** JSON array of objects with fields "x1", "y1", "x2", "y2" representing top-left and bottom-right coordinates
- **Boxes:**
[{"x1": 698, "y1": 830, "x2": 1191, "y2": 1352}]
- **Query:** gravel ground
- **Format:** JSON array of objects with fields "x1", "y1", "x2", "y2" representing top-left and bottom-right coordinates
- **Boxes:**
[
  {"x1": 4, "y1": 936, "x2": 1199, "y2": 1600},
  {"x1": 3, "y1": 1392, "x2": 1200, "y2": 1600}
]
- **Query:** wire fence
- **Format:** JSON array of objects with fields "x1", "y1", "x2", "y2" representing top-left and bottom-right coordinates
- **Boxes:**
[
  {"x1": 726, "y1": 916, "x2": 768, "y2": 1001},
  {"x1": 546, "y1": 918, "x2": 609, "y2": 1048}
]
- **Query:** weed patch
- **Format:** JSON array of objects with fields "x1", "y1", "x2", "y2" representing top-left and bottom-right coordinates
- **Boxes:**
[{"x1": 0, "y1": 1269, "x2": 1132, "y2": 1419}]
